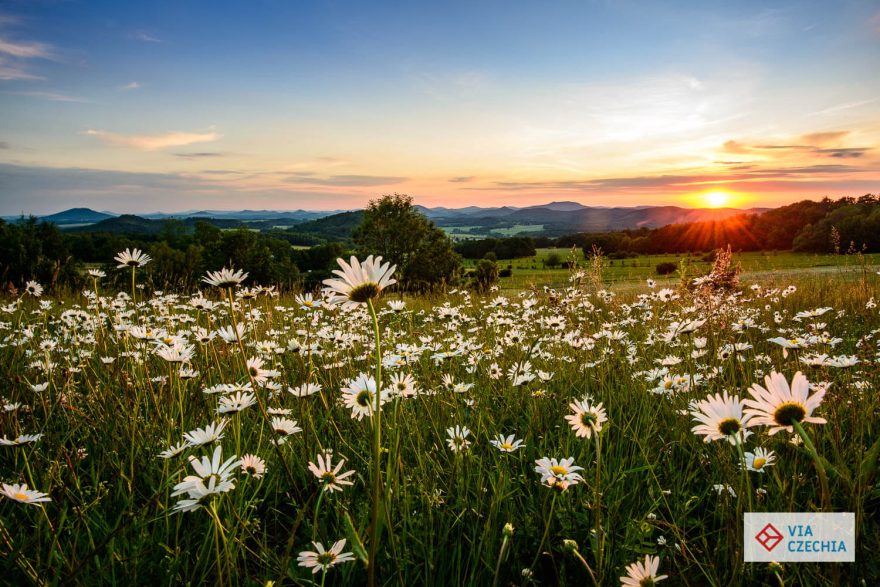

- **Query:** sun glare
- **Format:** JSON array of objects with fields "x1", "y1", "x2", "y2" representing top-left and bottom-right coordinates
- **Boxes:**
[{"x1": 704, "y1": 191, "x2": 730, "y2": 208}]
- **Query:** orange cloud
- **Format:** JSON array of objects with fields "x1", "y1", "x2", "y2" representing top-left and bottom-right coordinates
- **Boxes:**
[{"x1": 84, "y1": 129, "x2": 221, "y2": 150}]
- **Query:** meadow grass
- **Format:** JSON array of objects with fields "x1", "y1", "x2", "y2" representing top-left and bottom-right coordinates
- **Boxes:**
[
  {"x1": 0, "y1": 261, "x2": 878, "y2": 585},
  {"x1": 472, "y1": 250, "x2": 880, "y2": 292}
]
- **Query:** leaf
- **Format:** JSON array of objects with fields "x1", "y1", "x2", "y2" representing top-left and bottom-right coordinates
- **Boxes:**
[
  {"x1": 859, "y1": 435, "x2": 880, "y2": 484},
  {"x1": 343, "y1": 511, "x2": 368, "y2": 564}
]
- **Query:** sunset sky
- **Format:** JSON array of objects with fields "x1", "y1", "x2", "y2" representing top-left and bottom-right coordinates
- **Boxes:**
[{"x1": 1, "y1": 0, "x2": 879, "y2": 215}]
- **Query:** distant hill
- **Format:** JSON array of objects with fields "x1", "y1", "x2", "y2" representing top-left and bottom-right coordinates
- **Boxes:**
[
  {"x1": 67, "y1": 214, "x2": 245, "y2": 235},
  {"x1": 143, "y1": 209, "x2": 334, "y2": 222},
  {"x1": 422, "y1": 204, "x2": 768, "y2": 236},
  {"x1": 285, "y1": 210, "x2": 364, "y2": 243},
  {"x1": 40, "y1": 207, "x2": 116, "y2": 225},
  {"x1": 30, "y1": 202, "x2": 771, "y2": 240}
]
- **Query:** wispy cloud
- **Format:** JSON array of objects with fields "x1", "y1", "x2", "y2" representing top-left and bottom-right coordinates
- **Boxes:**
[
  {"x1": 0, "y1": 37, "x2": 53, "y2": 59},
  {"x1": 814, "y1": 148, "x2": 869, "y2": 158},
  {"x1": 119, "y1": 81, "x2": 141, "y2": 91},
  {"x1": 721, "y1": 131, "x2": 870, "y2": 160},
  {"x1": 449, "y1": 176, "x2": 475, "y2": 183},
  {"x1": 0, "y1": 16, "x2": 58, "y2": 80},
  {"x1": 173, "y1": 151, "x2": 226, "y2": 159},
  {"x1": 84, "y1": 129, "x2": 221, "y2": 151},
  {"x1": 0, "y1": 58, "x2": 42, "y2": 80},
  {"x1": 128, "y1": 31, "x2": 163, "y2": 43},
  {"x1": 808, "y1": 99, "x2": 878, "y2": 117},
  {"x1": 282, "y1": 174, "x2": 408, "y2": 187},
  {"x1": 12, "y1": 90, "x2": 87, "y2": 102},
  {"x1": 0, "y1": 141, "x2": 8, "y2": 149},
  {"x1": 475, "y1": 163, "x2": 871, "y2": 194}
]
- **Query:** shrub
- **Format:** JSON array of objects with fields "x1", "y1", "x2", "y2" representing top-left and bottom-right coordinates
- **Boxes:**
[{"x1": 656, "y1": 262, "x2": 677, "y2": 275}]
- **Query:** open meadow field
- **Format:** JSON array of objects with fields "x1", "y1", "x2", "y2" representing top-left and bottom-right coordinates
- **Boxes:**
[
  {"x1": 1, "y1": 254, "x2": 878, "y2": 586},
  {"x1": 473, "y1": 250, "x2": 880, "y2": 292}
]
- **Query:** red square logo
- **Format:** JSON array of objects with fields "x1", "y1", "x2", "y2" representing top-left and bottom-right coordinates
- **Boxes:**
[{"x1": 755, "y1": 523, "x2": 784, "y2": 552}]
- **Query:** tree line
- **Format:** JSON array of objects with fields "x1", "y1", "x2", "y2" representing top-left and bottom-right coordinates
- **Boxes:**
[{"x1": 1, "y1": 193, "x2": 876, "y2": 294}]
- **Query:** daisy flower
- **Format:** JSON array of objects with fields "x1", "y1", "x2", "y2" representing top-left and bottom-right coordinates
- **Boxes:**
[
  {"x1": 25, "y1": 281, "x2": 43, "y2": 297},
  {"x1": 534, "y1": 457, "x2": 583, "y2": 491},
  {"x1": 1, "y1": 483, "x2": 51, "y2": 505},
  {"x1": 387, "y1": 299, "x2": 406, "y2": 312},
  {"x1": 176, "y1": 445, "x2": 240, "y2": 491},
  {"x1": 446, "y1": 426, "x2": 472, "y2": 452},
  {"x1": 183, "y1": 420, "x2": 229, "y2": 447},
  {"x1": 564, "y1": 398, "x2": 608, "y2": 439},
  {"x1": 387, "y1": 372, "x2": 419, "y2": 398},
  {"x1": 743, "y1": 371, "x2": 826, "y2": 435},
  {"x1": 0, "y1": 433, "x2": 43, "y2": 446},
  {"x1": 490, "y1": 434, "x2": 525, "y2": 453},
  {"x1": 297, "y1": 539, "x2": 355, "y2": 574},
  {"x1": 246, "y1": 356, "x2": 271, "y2": 383},
  {"x1": 340, "y1": 373, "x2": 387, "y2": 420},
  {"x1": 217, "y1": 391, "x2": 257, "y2": 414},
  {"x1": 240, "y1": 454, "x2": 267, "y2": 479},
  {"x1": 689, "y1": 391, "x2": 753, "y2": 445},
  {"x1": 288, "y1": 382, "x2": 322, "y2": 398},
  {"x1": 322, "y1": 255, "x2": 397, "y2": 308},
  {"x1": 743, "y1": 447, "x2": 776, "y2": 473},
  {"x1": 114, "y1": 248, "x2": 152, "y2": 268},
  {"x1": 158, "y1": 442, "x2": 189, "y2": 459},
  {"x1": 271, "y1": 417, "x2": 302, "y2": 439},
  {"x1": 202, "y1": 267, "x2": 249, "y2": 288},
  {"x1": 308, "y1": 452, "x2": 356, "y2": 492},
  {"x1": 155, "y1": 343, "x2": 195, "y2": 363},
  {"x1": 620, "y1": 554, "x2": 668, "y2": 586},
  {"x1": 216, "y1": 323, "x2": 247, "y2": 343}
]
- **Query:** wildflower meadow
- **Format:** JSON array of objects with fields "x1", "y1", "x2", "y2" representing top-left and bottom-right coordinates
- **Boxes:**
[{"x1": 1, "y1": 251, "x2": 878, "y2": 586}]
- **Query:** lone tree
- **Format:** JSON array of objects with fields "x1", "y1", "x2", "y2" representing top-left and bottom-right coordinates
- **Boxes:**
[{"x1": 353, "y1": 194, "x2": 461, "y2": 291}]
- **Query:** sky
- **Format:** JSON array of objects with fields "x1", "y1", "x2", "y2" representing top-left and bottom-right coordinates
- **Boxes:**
[{"x1": 0, "y1": 0, "x2": 879, "y2": 215}]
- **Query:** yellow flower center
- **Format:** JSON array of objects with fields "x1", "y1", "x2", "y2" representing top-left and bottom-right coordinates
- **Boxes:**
[
  {"x1": 316, "y1": 551, "x2": 337, "y2": 565},
  {"x1": 773, "y1": 401, "x2": 806, "y2": 426},
  {"x1": 500, "y1": 442, "x2": 513, "y2": 450},
  {"x1": 717, "y1": 418, "x2": 741, "y2": 436},
  {"x1": 14, "y1": 492, "x2": 29, "y2": 501},
  {"x1": 355, "y1": 390, "x2": 372, "y2": 407},
  {"x1": 753, "y1": 457, "x2": 766, "y2": 469},
  {"x1": 349, "y1": 282, "x2": 381, "y2": 303},
  {"x1": 550, "y1": 465, "x2": 568, "y2": 476},
  {"x1": 580, "y1": 412, "x2": 597, "y2": 427}
]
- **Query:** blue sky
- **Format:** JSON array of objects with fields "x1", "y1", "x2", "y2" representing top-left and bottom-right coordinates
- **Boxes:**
[{"x1": 1, "y1": 0, "x2": 878, "y2": 214}]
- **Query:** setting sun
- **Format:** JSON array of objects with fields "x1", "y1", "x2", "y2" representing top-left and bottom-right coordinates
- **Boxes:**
[{"x1": 704, "y1": 190, "x2": 731, "y2": 208}]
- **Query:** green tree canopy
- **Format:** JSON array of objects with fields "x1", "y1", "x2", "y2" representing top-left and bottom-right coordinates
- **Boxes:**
[{"x1": 353, "y1": 194, "x2": 461, "y2": 290}]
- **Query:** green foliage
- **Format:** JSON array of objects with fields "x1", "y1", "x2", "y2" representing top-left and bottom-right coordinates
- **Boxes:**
[
  {"x1": 544, "y1": 252, "x2": 562, "y2": 268},
  {"x1": 455, "y1": 236, "x2": 536, "y2": 260},
  {"x1": 655, "y1": 262, "x2": 677, "y2": 275},
  {"x1": 472, "y1": 258, "x2": 500, "y2": 292},
  {"x1": 0, "y1": 217, "x2": 81, "y2": 291},
  {"x1": 354, "y1": 194, "x2": 461, "y2": 290}
]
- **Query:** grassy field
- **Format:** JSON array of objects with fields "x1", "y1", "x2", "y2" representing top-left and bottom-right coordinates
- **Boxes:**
[
  {"x1": 1, "y1": 256, "x2": 878, "y2": 585},
  {"x1": 466, "y1": 250, "x2": 880, "y2": 291}
]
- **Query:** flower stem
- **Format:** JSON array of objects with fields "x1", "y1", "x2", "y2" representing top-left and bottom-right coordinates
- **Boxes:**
[
  {"x1": 367, "y1": 298, "x2": 383, "y2": 587},
  {"x1": 130, "y1": 266, "x2": 137, "y2": 303},
  {"x1": 530, "y1": 494, "x2": 557, "y2": 572},
  {"x1": 791, "y1": 420, "x2": 831, "y2": 511},
  {"x1": 735, "y1": 438, "x2": 755, "y2": 512},
  {"x1": 491, "y1": 535, "x2": 510, "y2": 587}
]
